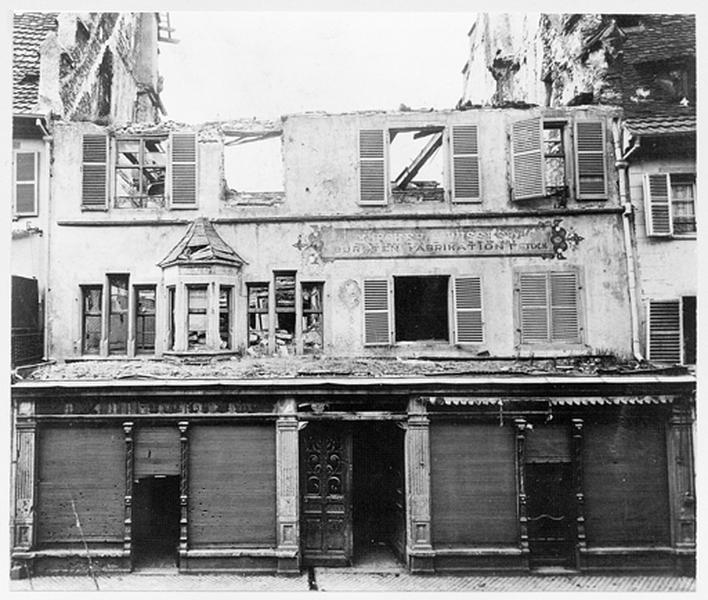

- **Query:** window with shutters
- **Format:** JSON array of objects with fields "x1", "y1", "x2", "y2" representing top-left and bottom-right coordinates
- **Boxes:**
[
  {"x1": 517, "y1": 271, "x2": 582, "y2": 345},
  {"x1": 13, "y1": 151, "x2": 39, "y2": 216},
  {"x1": 389, "y1": 127, "x2": 445, "y2": 203},
  {"x1": 510, "y1": 116, "x2": 607, "y2": 203},
  {"x1": 647, "y1": 296, "x2": 696, "y2": 364},
  {"x1": 644, "y1": 173, "x2": 696, "y2": 237},
  {"x1": 394, "y1": 276, "x2": 449, "y2": 342}
]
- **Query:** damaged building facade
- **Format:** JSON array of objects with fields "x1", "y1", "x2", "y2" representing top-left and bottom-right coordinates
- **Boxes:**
[{"x1": 11, "y1": 13, "x2": 695, "y2": 579}]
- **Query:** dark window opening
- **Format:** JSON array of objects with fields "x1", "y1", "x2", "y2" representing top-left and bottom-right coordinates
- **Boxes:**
[
  {"x1": 167, "y1": 286, "x2": 176, "y2": 351},
  {"x1": 390, "y1": 127, "x2": 445, "y2": 203},
  {"x1": 248, "y1": 283, "x2": 269, "y2": 350},
  {"x1": 115, "y1": 136, "x2": 167, "y2": 208},
  {"x1": 543, "y1": 123, "x2": 568, "y2": 206},
  {"x1": 187, "y1": 285, "x2": 207, "y2": 349},
  {"x1": 394, "y1": 276, "x2": 449, "y2": 342},
  {"x1": 275, "y1": 273, "x2": 296, "y2": 354},
  {"x1": 98, "y1": 49, "x2": 113, "y2": 118},
  {"x1": 302, "y1": 282, "x2": 323, "y2": 354},
  {"x1": 219, "y1": 286, "x2": 232, "y2": 350},
  {"x1": 135, "y1": 286, "x2": 156, "y2": 354},
  {"x1": 82, "y1": 285, "x2": 102, "y2": 354},
  {"x1": 132, "y1": 476, "x2": 180, "y2": 569},
  {"x1": 682, "y1": 296, "x2": 696, "y2": 365},
  {"x1": 108, "y1": 274, "x2": 129, "y2": 355}
]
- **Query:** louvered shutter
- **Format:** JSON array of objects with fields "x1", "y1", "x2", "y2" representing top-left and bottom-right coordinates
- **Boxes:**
[
  {"x1": 14, "y1": 151, "x2": 38, "y2": 215},
  {"x1": 644, "y1": 174, "x2": 672, "y2": 236},
  {"x1": 363, "y1": 279, "x2": 391, "y2": 345},
  {"x1": 575, "y1": 121, "x2": 607, "y2": 199},
  {"x1": 170, "y1": 132, "x2": 197, "y2": 206},
  {"x1": 82, "y1": 134, "x2": 108, "y2": 208},
  {"x1": 359, "y1": 129, "x2": 387, "y2": 205},
  {"x1": 454, "y1": 276, "x2": 483, "y2": 343},
  {"x1": 550, "y1": 272, "x2": 580, "y2": 342},
  {"x1": 451, "y1": 125, "x2": 480, "y2": 203},
  {"x1": 511, "y1": 117, "x2": 545, "y2": 200},
  {"x1": 519, "y1": 273, "x2": 549, "y2": 343},
  {"x1": 647, "y1": 300, "x2": 681, "y2": 363}
]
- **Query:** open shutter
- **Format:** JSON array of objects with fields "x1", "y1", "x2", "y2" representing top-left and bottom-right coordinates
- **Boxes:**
[
  {"x1": 451, "y1": 125, "x2": 480, "y2": 202},
  {"x1": 647, "y1": 300, "x2": 681, "y2": 363},
  {"x1": 511, "y1": 117, "x2": 545, "y2": 200},
  {"x1": 550, "y1": 271, "x2": 580, "y2": 342},
  {"x1": 454, "y1": 276, "x2": 483, "y2": 343},
  {"x1": 519, "y1": 273, "x2": 549, "y2": 343},
  {"x1": 644, "y1": 174, "x2": 672, "y2": 236},
  {"x1": 170, "y1": 132, "x2": 197, "y2": 207},
  {"x1": 81, "y1": 134, "x2": 108, "y2": 208},
  {"x1": 363, "y1": 279, "x2": 391, "y2": 345},
  {"x1": 14, "y1": 151, "x2": 39, "y2": 215},
  {"x1": 575, "y1": 121, "x2": 607, "y2": 199},
  {"x1": 359, "y1": 129, "x2": 387, "y2": 205}
]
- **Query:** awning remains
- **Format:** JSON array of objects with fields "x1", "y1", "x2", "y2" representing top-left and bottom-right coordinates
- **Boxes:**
[{"x1": 428, "y1": 396, "x2": 673, "y2": 406}]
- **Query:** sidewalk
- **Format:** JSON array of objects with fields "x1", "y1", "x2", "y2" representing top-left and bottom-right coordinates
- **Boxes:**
[{"x1": 9, "y1": 570, "x2": 696, "y2": 592}]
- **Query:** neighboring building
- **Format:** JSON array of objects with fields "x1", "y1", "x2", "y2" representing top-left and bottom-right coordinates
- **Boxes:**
[
  {"x1": 11, "y1": 11, "x2": 168, "y2": 365},
  {"x1": 11, "y1": 104, "x2": 695, "y2": 577}
]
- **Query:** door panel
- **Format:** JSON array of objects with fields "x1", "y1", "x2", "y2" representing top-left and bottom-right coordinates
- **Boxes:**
[{"x1": 301, "y1": 423, "x2": 352, "y2": 566}]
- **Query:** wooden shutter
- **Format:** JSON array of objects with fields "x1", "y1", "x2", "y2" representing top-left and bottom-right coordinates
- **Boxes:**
[
  {"x1": 454, "y1": 276, "x2": 483, "y2": 343},
  {"x1": 451, "y1": 125, "x2": 480, "y2": 202},
  {"x1": 644, "y1": 174, "x2": 672, "y2": 236},
  {"x1": 14, "y1": 151, "x2": 39, "y2": 215},
  {"x1": 647, "y1": 300, "x2": 681, "y2": 363},
  {"x1": 359, "y1": 129, "x2": 387, "y2": 205},
  {"x1": 519, "y1": 273, "x2": 549, "y2": 343},
  {"x1": 511, "y1": 116, "x2": 545, "y2": 200},
  {"x1": 82, "y1": 134, "x2": 108, "y2": 208},
  {"x1": 170, "y1": 132, "x2": 197, "y2": 206},
  {"x1": 363, "y1": 279, "x2": 391, "y2": 345},
  {"x1": 574, "y1": 120, "x2": 608, "y2": 199},
  {"x1": 549, "y1": 271, "x2": 580, "y2": 342}
]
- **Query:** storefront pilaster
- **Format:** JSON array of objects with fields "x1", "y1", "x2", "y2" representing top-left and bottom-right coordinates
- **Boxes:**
[{"x1": 276, "y1": 398, "x2": 300, "y2": 573}]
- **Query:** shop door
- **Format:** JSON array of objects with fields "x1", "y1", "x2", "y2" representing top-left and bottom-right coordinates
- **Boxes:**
[{"x1": 300, "y1": 423, "x2": 353, "y2": 566}]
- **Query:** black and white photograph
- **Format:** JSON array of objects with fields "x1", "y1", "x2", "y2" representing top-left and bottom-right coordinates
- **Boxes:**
[{"x1": 7, "y1": 3, "x2": 698, "y2": 594}]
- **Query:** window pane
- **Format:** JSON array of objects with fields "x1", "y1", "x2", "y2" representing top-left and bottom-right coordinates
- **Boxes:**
[
  {"x1": 303, "y1": 313, "x2": 323, "y2": 354},
  {"x1": 275, "y1": 274, "x2": 296, "y2": 311},
  {"x1": 219, "y1": 287, "x2": 232, "y2": 349},
  {"x1": 302, "y1": 283, "x2": 322, "y2": 312},
  {"x1": 671, "y1": 175, "x2": 696, "y2": 234},
  {"x1": 116, "y1": 140, "x2": 141, "y2": 167},
  {"x1": 248, "y1": 283, "x2": 269, "y2": 351},
  {"x1": 144, "y1": 138, "x2": 167, "y2": 167},
  {"x1": 248, "y1": 284, "x2": 269, "y2": 311},
  {"x1": 136, "y1": 287, "x2": 156, "y2": 353},
  {"x1": 188, "y1": 286, "x2": 208, "y2": 312},
  {"x1": 82, "y1": 286, "x2": 102, "y2": 354},
  {"x1": 16, "y1": 183, "x2": 36, "y2": 213},
  {"x1": 108, "y1": 275, "x2": 128, "y2": 354},
  {"x1": 115, "y1": 137, "x2": 167, "y2": 208},
  {"x1": 168, "y1": 287, "x2": 176, "y2": 351}
]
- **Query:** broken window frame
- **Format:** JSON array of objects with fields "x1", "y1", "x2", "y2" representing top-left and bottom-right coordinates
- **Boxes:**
[
  {"x1": 542, "y1": 121, "x2": 569, "y2": 206},
  {"x1": 135, "y1": 285, "x2": 157, "y2": 354},
  {"x1": 389, "y1": 126, "x2": 446, "y2": 204},
  {"x1": 219, "y1": 285, "x2": 233, "y2": 350},
  {"x1": 301, "y1": 282, "x2": 324, "y2": 355},
  {"x1": 274, "y1": 272, "x2": 296, "y2": 355},
  {"x1": 186, "y1": 285, "x2": 208, "y2": 350},
  {"x1": 81, "y1": 285, "x2": 103, "y2": 355},
  {"x1": 107, "y1": 274, "x2": 129, "y2": 355},
  {"x1": 247, "y1": 282, "x2": 270, "y2": 352},
  {"x1": 114, "y1": 135, "x2": 168, "y2": 209}
]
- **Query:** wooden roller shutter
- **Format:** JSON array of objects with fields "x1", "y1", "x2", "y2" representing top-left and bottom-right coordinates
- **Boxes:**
[
  {"x1": 81, "y1": 134, "x2": 108, "y2": 208},
  {"x1": 574, "y1": 121, "x2": 608, "y2": 199},
  {"x1": 647, "y1": 300, "x2": 681, "y2": 363},
  {"x1": 36, "y1": 425, "x2": 124, "y2": 544},
  {"x1": 644, "y1": 174, "x2": 672, "y2": 236},
  {"x1": 359, "y1": 129, "x2": 387, "y2": 205},
  {"x1": 431, "y1": 422, "x2": 517, "y2": 545},
  {"x1": 451, "y1": 125, "x2": 480, "y2": 202},
  {"x1": 134, "y1": 427, "x2": 180, "y2": 478},
  {"x1": 549, "y1": 271, "x2": 580, "y2": 342},
  {"x1": 519, "y1": 273, "x2": 549, "y2": 343},
  {"x1": 189, "y1": 424, "x2": 276, "y2": 547},
  {"x1": 583, "y1": 416, "x2": 670, "y2": 545},
  {"x1": 511, "y1": 116, "x2": 545, "y2": 200},
  {"x1": 454, "y1": 276, "x2": 483, "y2": 343},
  {"x1": 363, "y1": 279, "x2": 391, "y2": 346},
  {"x1": 170, "y1": 132, "x2": 197, "y2": 207}
]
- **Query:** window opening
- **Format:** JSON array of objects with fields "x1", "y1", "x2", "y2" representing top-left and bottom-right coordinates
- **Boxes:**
[
  {"x1": 82, "y1": 286, "x2": 102, "y2": 354},
  {"x1": 167, "y1": 286, "x2": 175, "y2": 351},
  {"x1": 187, "y1": 285, "x2": 208, "y2": 349},
  {"x1": 248, "y1": 283, "x2": 269, "y2": 351},
  {"x1": 389, "y1": 127, "x2": 444, "y2": 203},
  {"x1": 98, "y1": 49, "x2": 112, "y2": 118},
  {"x1": 224, "y1": 134, "x2": 284, "y2": 205},
  {"x1": 302, "y1": 282, "x2": 324, "y2": 354},
  {"x1": 670, "y1": 174, "x2": 696, "y2": 235},
  {"x1": 275, "y1": 273, "x2": 296, "y2": 355},
  {"x1": 135, "y1": 286, "x2": 156, "y2": 354},
  {"x1": 108, "y1": 274, "x2": 129, "y2": 354},
  {"x1": 219, "y1": 286, "x2": 232, "y2": 350},
  {"x1": 682, "y1": 296, "x2": 696, "y2": 365},
  {"x1": 115, "y1": 136, "x2": 167, "y2": 208},
  {"x1": 543, "y1": 123, "x2": 567, "y2": 206},
  {"x1": 394, "y1": 276, "x2": 449, "y2": 342}
]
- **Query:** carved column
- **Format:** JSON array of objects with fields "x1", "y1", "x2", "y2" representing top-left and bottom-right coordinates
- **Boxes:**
[
  {"x1": 571, "y1": 418, "x2": 587, "y2": 569},
  {"x1": 178, "y1": 421, "x2": 189, "y2": 566},
  {"x1": 122, "y1": 422, "x2": 134, "y2": 561},
  {"x1": 667, "y1": 403, "x2": 695, "y2": 575},
  {"x1": 13, "y1": 401, "x2": 37, "y2": 551},
  {"x1": 405, "y1": 397, "x2": 434, "y2": 573},
  {"x1": 514, "y1": 418, "x2": 530, "y2": 569},
  {"x1": 276, "y1": 398, "x2": 300, "y2": 573}
]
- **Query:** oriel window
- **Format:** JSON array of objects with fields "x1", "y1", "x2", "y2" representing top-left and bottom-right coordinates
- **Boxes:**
[
  {"x1": 187, "y1": 285, "x2": 208, "y2": 349},
  {"x1": 219, "y1": 286, "x2": 233, "y2": 350}
]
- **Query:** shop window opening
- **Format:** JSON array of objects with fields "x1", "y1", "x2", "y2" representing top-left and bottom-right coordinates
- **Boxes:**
[{"x1": 394, "y1": 276, "x2": 449, "y2": 342}]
